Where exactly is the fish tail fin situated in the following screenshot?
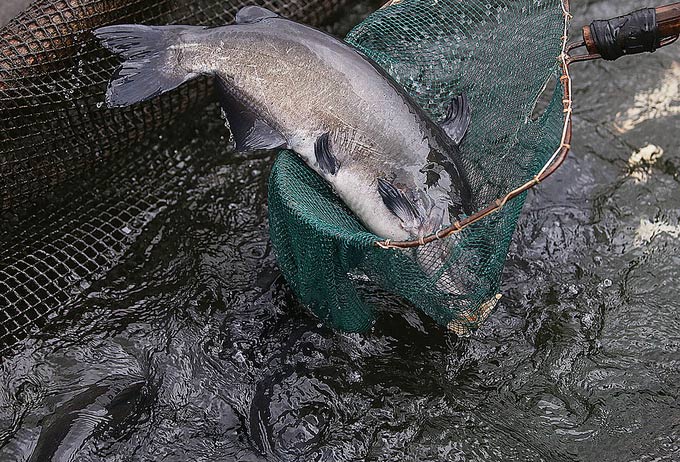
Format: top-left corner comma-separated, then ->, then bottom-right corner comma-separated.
94,24 -> 203,107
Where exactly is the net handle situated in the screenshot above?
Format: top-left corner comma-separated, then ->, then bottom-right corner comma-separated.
580,3 -> 680,61
376,0 -> 575,250
657,3 -> 680,37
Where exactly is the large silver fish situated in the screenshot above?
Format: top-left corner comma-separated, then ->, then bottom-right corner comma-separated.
95,6 -> 474,243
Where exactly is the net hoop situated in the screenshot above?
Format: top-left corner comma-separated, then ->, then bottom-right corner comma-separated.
375,0 -> 574,249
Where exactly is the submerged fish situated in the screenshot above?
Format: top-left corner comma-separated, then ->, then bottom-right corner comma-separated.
95,5 -> 474,242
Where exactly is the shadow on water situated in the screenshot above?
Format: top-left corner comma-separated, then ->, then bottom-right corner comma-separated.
1,0 -> 679,461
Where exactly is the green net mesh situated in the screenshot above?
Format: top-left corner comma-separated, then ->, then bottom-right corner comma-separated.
268,0 -> 568,333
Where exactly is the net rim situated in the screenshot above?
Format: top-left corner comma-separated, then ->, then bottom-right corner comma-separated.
375,0 -> 574,250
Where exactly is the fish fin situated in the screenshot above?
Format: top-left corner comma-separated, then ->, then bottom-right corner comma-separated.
215,78 -> 286,152
234,6 -> 280,24
314,133 -> 339,175
440,94 -> 471,145
377,179 -> 422,226
94,24 -> 203,107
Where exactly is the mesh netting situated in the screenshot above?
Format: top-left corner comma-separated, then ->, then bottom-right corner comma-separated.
0,0 -> 352,351
268,0 -> 568,333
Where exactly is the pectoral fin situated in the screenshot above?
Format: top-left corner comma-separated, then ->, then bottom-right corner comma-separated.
216,78 -> 286,152
440,94 -> 471,145
377,179 -> 422,227
314,132 -> 339,175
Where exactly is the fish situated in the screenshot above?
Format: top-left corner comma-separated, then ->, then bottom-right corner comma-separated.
0,0 -> 349,212
94,5 -> 474,243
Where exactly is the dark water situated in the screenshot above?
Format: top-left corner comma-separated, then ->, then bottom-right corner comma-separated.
1,1 -> 679,461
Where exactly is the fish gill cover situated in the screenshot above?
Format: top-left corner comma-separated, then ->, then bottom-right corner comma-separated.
268,0 -> 567,333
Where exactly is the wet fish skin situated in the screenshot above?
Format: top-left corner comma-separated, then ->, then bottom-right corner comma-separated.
95,6 -> 473,242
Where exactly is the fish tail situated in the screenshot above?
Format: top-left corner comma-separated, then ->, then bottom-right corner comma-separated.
94,24 -> 203,107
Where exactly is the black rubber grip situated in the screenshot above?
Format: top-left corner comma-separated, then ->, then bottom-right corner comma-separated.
589,8 -> 661,60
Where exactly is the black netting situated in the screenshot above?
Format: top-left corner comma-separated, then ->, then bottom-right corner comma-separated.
0,0 -> 357,352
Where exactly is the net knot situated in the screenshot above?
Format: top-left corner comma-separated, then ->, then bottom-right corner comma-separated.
377,239 -> 393,250
495,195 -> 509,209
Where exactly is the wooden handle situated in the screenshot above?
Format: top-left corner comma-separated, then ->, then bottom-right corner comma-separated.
657,2 -> 680,37
582,24 -> 596,54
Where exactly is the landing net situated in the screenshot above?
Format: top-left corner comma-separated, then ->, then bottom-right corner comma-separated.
268,0 -> 570,333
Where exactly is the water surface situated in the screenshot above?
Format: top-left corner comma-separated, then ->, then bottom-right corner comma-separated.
1,1 -> 679,461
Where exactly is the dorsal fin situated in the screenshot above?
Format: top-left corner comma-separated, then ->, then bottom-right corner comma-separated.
440,94 -> 471,145
215,77 -> 286,152
234,6 -> 280,24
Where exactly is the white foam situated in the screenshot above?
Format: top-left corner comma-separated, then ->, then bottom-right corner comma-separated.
633,218 -> 680,247
614,62 -> 680,134
627,144 -> 663,184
